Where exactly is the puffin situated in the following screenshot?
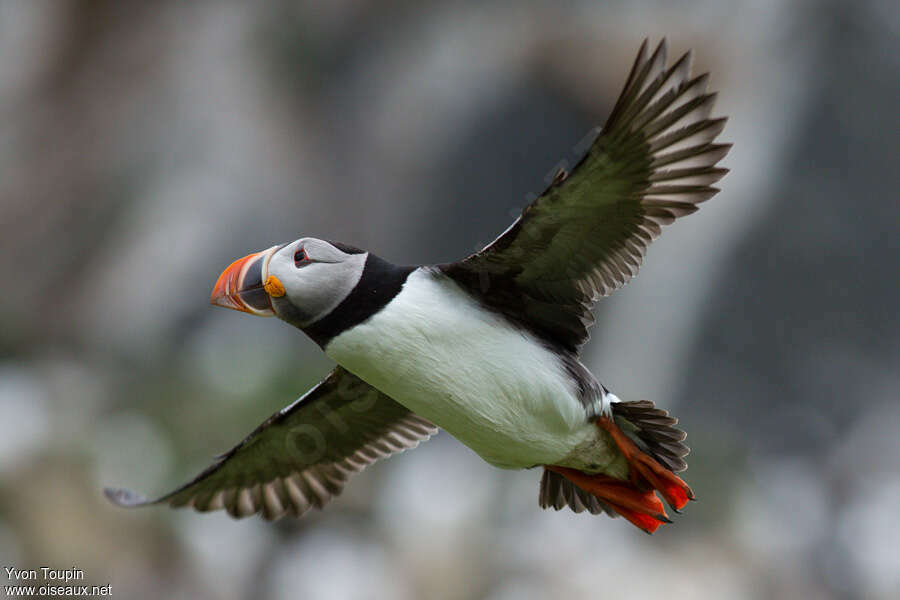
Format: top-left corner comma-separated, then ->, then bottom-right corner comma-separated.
107,39 -> 729,534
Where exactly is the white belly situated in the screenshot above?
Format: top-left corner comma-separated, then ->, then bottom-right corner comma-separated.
325,268 -> 598,469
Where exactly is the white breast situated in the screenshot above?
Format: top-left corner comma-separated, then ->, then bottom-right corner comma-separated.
324,268 -> 597,469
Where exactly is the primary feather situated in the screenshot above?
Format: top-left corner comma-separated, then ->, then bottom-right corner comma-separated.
442,38 -> 730,352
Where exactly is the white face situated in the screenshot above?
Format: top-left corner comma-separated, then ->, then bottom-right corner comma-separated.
266,238 -> 368,326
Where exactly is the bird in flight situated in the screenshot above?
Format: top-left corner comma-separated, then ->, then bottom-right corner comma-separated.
107,39 -> 729,534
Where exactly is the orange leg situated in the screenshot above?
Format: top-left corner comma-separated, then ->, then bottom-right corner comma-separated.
545,465 -> 670,534
605,502 -> 670,535
596,416 -> 695,511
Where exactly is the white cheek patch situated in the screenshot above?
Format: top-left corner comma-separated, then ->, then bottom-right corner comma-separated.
303,239 -> 352,263
279,252 -> 368,325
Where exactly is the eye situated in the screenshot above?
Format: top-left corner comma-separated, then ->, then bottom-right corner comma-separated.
294,246 -> 310,267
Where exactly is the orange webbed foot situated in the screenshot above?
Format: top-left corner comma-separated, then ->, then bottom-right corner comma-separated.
597,416 -> 695,511
543,415 -> 694,533
545,465 -> 671,534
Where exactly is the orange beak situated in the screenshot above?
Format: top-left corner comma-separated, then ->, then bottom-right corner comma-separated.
210,247 -> 278,316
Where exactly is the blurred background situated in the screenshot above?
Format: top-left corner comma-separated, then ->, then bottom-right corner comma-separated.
1,0 -> 897,598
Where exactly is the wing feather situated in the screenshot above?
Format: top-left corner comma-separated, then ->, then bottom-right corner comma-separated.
105,367 -> 438,520
441,39 -> 729,351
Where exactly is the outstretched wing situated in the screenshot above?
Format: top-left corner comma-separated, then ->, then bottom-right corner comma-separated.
105,367 -> 437,520
441,39 -> 730,352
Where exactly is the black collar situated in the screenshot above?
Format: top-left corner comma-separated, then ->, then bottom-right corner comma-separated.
300,254 -> 415,348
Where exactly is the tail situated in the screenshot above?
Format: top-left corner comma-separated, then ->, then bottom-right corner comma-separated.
610,399 -> 690,473
539,399 -> 692,533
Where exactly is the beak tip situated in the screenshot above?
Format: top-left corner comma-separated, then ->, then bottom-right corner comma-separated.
210,294 -> 241,310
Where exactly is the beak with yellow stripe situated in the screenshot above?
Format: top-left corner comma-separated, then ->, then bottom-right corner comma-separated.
210,246 -> 283,317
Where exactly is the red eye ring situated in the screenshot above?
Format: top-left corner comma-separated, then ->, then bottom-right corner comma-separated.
294,246 -> 308,266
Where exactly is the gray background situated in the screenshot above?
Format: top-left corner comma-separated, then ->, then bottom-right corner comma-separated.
1,1 -> 897,599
